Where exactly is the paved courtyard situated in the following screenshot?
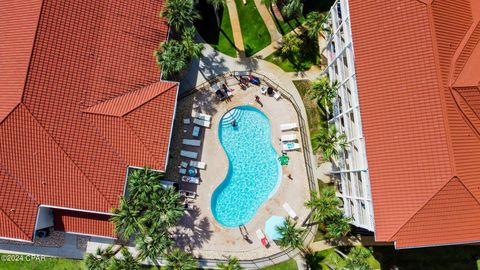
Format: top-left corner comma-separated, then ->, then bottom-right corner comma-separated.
165,74 -> 311,260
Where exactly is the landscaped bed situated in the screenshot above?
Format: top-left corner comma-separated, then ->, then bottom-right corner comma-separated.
196,0 -> 237,57
306,248 -> 380,270
293,80 -> 325,153
265,36 -> 320,72
235,0 -> 271,56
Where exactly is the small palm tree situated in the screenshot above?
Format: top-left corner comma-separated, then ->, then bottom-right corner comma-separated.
281,34 -> 303,56
217,256 -> 242,270
207,0 -> 226,27
304,11 -> 330,40
305,187 -> 342,224
136,231 -> 174,265
282,0 -> 303,19
325,216 -> 351,238
110,197 -> 141,240
165,248 -> 198,270
277,218 -> 305,251
110,247 -> 142,270
312,125 -> 347,160
309,76 -> 339,113
154,39 -> 188,78
84,246 -> 115,270
181,27 -> 204,59
161,0 -> 200,32
344,246 -> 373,270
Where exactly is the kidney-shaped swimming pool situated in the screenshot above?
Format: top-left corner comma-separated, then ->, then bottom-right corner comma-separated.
211,106 -> 281,227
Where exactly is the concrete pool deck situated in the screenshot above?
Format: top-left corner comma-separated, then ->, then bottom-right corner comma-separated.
164,74 -> 312,260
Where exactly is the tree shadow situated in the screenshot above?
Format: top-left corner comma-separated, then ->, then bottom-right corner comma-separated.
173,207 -> 213,251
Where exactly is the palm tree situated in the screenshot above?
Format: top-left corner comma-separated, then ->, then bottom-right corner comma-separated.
136,231 -> 174,265
165,248 -> 198,270
344,246 -> 373,270
304,11 -> 330,40
110,247 -> 142,270
309,76 -> 339,113
110,197 -> 141,240
305,187 -> 342,224
207,0 -> 226,28
311,125 -> 347,160
217,256 -> 242,270
181,27 -> 204,59
281,34 -> 303,56
84,246 -> 115,270
325,216 -> 351,238
282,0 -> 303,19
161,0 -> 200,32
277,218 -> 305,251
154,39 -> 188,78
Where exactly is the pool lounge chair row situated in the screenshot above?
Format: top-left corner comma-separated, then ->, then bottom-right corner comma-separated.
280,123 -> 300,151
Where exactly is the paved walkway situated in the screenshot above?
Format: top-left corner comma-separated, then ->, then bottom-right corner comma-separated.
226,0 -> 245,58
253,0 -> 283,44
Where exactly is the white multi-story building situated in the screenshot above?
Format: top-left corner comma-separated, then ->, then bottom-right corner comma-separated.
324,0 -> 374,231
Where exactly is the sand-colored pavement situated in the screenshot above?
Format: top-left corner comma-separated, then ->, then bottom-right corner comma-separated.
226,0 -> 245,58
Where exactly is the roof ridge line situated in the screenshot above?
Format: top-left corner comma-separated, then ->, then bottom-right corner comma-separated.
450,89 -> 480,138
388,176 -> 457,242
121,83 -> 177,117
19,0 -> 45,105
450,20 -> 480,85
20,103 -> 115,208
424,2 -> 458,175
82,81 -> 176,117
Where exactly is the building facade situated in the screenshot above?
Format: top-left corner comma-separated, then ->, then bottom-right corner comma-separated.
324,0 -> 374,231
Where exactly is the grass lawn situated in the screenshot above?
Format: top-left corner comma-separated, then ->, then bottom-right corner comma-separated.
264,35 -> 320,72
0,254 -> 83,270
261,258 -> 298,270
293,80 -> 326,152
235,0 -> 271,56
370,245 -> 480,270
195,0 -> 237,57
305,248 -> 380,270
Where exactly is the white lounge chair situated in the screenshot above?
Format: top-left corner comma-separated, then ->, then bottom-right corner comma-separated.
192,126 -> 200,137
282,142 -> 300,151
182,139 -> 201,146
235,71 -> 249,77
281,134 -> 297,142
190,160 -> 206,169
192,112 -> 212,121
193,118 -> 211,128
256,229 -> 269,248
260,86 -> 268,95
183,118 -> 190,124
280,123 -> 298,131
179,168 -> 187,174
283,203 -> 298,220
183,199 -> 195,211
180,150 -> 198,159
180,161 -> 188,168
274,91 -> 281,100
181,176 -> 200,185
179,190 -> 197,199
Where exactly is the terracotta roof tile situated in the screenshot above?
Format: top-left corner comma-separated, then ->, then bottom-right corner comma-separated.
0,0 -> 42,123
53,209 -> 115,238
349,0 -> 480,247
0,0 -> 175,241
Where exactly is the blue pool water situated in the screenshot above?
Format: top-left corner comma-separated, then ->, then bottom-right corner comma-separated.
211,106 -> 281,227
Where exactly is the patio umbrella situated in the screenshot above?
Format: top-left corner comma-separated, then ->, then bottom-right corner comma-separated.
264,216 -> 286,240
278,154 -> 289,165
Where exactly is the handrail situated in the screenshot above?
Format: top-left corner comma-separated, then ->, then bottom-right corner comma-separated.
178,71 -> 318,268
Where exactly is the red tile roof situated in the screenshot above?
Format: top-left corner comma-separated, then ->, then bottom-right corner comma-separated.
53,210 -> 116,238
0,0 -> 176,241
349,0 -> 480,248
